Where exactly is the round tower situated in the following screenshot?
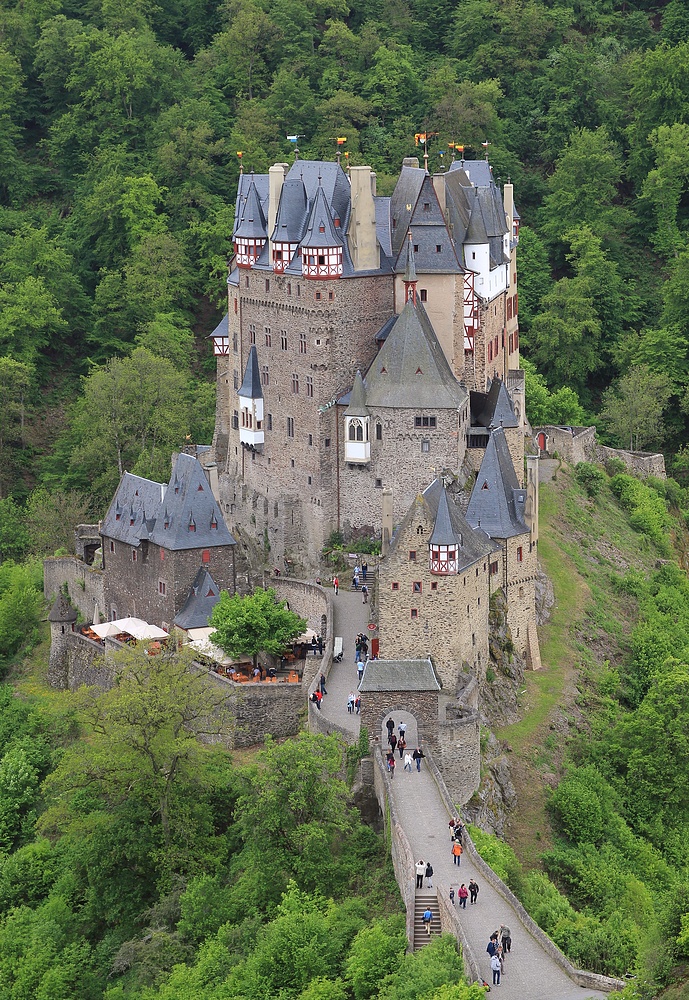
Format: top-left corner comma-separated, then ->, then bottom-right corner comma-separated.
48,593 -> 77,689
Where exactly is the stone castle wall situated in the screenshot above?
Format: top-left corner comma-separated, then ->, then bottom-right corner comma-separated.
44,556 -> 104,622
378,500 -> 491,691
535,425 -> 666,479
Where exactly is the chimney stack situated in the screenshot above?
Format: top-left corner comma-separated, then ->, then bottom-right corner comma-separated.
348,166 -> 379,272
268,163 -> 289,261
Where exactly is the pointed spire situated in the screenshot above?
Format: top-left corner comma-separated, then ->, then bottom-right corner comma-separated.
403,233 -> 418,305
238,345 -> 263,399
345,371 -> 369,417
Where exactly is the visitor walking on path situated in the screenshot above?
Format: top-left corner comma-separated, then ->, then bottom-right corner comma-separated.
491,953 -> 501,986
361,584 -> 368,604
413,746 -> 425,772
404,751 -> 413,772
389,755 -> 396,779
422,907 -> 433,936
333,576 -> 339,595
357,661 -> 364,684
386,718 -> 395,740
398,736 -> 407,759
319,673 -> 327,695
500,924 -> 512,953
452,841 -> 463,865
347,691 -> 355,713
449,887 -> 455,905
415,859 -> 425,889
425,861 -> 433,888
398,721 -> 407,740
362,561 -> 368,581
469,879 -> 479,904
458,884 -> 468,908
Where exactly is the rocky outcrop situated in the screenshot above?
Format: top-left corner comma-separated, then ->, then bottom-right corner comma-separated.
462,731 -> 516,836
479,589 -> 526,727
535,566 -> 555,625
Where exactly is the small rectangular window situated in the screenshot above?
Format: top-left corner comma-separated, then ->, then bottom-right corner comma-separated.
261,366 -> 269,386
292,373 -> 299,393
306,376 -> 313,397
376,424 -> 382,440
490,561 -> 499,575
517,546 -> 523,562
267,413 -> 272,431
281,331 -> 288,350
110,540 -> 115,553
436,245 -> 441,253
413,581 -> 422,593
308,434 -> 313,446
392,582 -> 399,591
325,438 -> 331,448
429,417 -> 436,428
265,279 -> 270,292
414,244 -> 419,253
431,581 -> 438,591
287,417 -> 294,437
421,440 -> 430,453
131,549 -> 137,562
232,410 -> 239,429
375,478 -> 382,488
409,550 -> 416,561
159,580 -> 166,595
328,291 -> 334,300
307,475 -> 312,485
249,324 -> 256,345
420,288 -> 427,302
315,291 -> 321,301
411,608 -> 418,619
415,416 -> 422,427
300,333 -> 307,354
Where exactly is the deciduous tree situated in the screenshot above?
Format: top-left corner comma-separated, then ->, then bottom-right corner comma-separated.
600,365 -> 672,451
209,586 -> 306,668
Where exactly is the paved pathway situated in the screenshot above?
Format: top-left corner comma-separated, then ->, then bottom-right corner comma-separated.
319,583 -> 607,997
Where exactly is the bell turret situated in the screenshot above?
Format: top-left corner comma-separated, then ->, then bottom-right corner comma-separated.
344,371 -> 370,464
237,346 -> 264,450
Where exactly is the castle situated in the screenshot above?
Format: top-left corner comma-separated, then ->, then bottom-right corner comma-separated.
212,154 -> 523,569
211,152 -> 539,679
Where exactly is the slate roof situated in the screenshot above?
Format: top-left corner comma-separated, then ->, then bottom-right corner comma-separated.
358,658 -> 441,692
238,345 -> 262,399
466,427 -> 528,539
148,454 -> 236,550
173,567 -> 221,630
271,176 -> 308,244
422,480 -> 498,566
471,378 -> 519,429
375,196 -> 392,258
299,184 -> 344,249
443,165 -> 509,271
375,315 -> 398,344
363,300 -> 466,410
208,314 -> 228,344
49,593 -> 77,623
102,473 -> 166,547
389,164 -> 426,257
103,456 -> 235,552
234,179 -> 268,239
345,371 -> 369,417
402,234 -> 417,282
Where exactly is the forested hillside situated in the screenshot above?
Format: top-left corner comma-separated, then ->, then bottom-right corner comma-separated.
1,0 -> 689,520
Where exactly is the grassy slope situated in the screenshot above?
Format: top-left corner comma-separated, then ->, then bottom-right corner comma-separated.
497,463 -> 664,869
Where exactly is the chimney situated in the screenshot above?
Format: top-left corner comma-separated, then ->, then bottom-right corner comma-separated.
348,165 -> 379,271
381,488 -> 393,556
402,157 -> 420,168
503,181 -> 514,235
432,171 -> 446,213
203,462 -> 220,502
268,162 -> 289,260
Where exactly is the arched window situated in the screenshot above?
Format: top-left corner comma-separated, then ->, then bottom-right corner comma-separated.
349,423 -> 357,441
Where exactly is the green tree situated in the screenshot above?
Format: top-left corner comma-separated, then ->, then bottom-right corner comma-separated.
641,123 -> 689,259
514,226 -> 551,333
600,365 -> 672,451
526,275 -> 602,393
540,127 -> 627,254
345,916 -> 407,1000
24,487 -> 94,556
0,356 -> 33,455
209,587 -> 306,668
41,646 -> 233,856
522,359 -> 585,427
68,346 -> 192,497
0,499 -> 30,561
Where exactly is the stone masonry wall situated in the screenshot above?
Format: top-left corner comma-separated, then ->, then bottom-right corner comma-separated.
53,634 -> 305,747
378,499 -> 491,690
535,425 -> 666,479
360,690 -> 441,750
501,534 -> 538,660
434,713 -> 481,806
337,402 -> 470,537
44,556 -> 105,622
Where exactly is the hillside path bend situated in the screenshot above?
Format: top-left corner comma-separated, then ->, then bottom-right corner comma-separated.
319,588 -> 607,999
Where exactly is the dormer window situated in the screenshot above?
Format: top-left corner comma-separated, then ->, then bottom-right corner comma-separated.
334,216 -> 340,228
430,544 -> 459,575
319,224 -> 325,233
189,519 -> 196,532
211,515 -> 218,530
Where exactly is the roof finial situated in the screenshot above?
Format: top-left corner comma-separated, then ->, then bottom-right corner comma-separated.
482,140 -> 491,160
237,150 -> 243,174
403,233 -> 418,306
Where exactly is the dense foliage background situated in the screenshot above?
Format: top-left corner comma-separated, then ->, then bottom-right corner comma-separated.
2,0 -> 689,513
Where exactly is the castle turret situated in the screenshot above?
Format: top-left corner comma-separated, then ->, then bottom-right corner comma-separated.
344,371 -> 370,464
234,179 -> 268,268
238,345 -> 264,450
48,592 -> 77,689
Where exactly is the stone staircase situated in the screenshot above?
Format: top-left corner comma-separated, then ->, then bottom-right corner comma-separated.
413,892 -> 441,950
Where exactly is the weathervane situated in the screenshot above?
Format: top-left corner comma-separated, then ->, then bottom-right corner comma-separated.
287,134 -> 305,160
414,131 -> 439,173
328,136 -> 347,164
482,140 -> 491,160
448,141 -> 465,164
236,150 -> 243,174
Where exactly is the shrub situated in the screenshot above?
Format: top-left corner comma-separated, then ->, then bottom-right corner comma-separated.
575,462 -> 606,498
610,474 -> 671,554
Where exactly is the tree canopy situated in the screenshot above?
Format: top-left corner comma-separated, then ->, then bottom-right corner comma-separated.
209,587 -> 307,667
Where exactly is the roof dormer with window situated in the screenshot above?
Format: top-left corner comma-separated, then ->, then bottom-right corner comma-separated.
299,186 -> 343,280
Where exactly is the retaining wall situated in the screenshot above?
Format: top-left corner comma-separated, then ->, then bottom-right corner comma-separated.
425,752 -> 625,993
371,748 -> 416,948
44,556 -> 104,622
534,426 -> 666,479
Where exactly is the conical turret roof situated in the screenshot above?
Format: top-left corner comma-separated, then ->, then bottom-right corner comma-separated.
238,345 -> 263,399
234,179 -> 268,239
345,371 -> 369,417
